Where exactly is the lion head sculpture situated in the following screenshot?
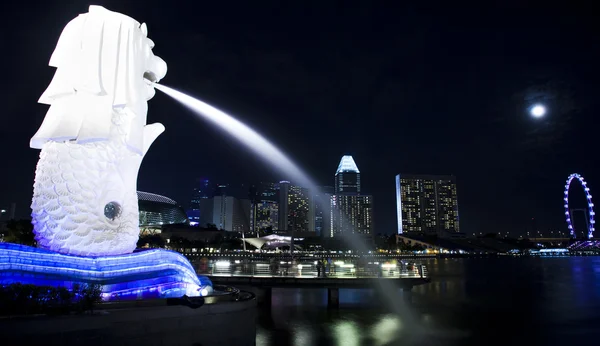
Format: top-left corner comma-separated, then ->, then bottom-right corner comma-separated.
31,5 -> 167,155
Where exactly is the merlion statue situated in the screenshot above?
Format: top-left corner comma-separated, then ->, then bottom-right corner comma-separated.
30,5 -> 167,256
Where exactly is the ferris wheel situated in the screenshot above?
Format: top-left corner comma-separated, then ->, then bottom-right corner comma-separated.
564,173 -> 595,239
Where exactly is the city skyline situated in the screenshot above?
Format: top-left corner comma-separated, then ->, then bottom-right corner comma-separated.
0,1 -> 598,237
1,3 -> 599,346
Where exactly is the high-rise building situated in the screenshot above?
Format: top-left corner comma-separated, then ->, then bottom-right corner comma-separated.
278,181 -> 314,233
198,195 -> 251,232
395,174 -> 459,236
330,156 -> 373,237
213,183 -> 229,197
257,182 -> 278,202
335,155 -> 361,194
250,182 -> 280,233
254,201 -> 279,232
330,195 -> 373,237
191,178 -> 211,202
314,186 -> 334,237
187,178 -> 211,225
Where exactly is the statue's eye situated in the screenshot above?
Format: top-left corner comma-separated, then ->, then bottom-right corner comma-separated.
104,202 -> 122,221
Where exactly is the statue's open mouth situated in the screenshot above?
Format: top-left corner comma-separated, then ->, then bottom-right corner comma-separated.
143,71 -> 158,85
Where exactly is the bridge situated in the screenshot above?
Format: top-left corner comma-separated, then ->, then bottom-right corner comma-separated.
199,259 -> 430,308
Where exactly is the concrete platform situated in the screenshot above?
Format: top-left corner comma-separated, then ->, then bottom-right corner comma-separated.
0,290 -> 256,346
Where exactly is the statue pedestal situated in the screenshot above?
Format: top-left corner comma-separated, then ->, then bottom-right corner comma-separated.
0,243 -> 212,300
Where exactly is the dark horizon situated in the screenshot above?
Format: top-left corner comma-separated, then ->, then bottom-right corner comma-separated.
1,1 -> 598,237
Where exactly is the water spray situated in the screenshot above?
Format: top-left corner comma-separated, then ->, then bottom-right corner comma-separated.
154,84 -> 425,334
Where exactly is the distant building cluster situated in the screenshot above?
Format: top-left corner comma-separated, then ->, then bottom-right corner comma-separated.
154,158 -> 463,240
183,155 -> 375,238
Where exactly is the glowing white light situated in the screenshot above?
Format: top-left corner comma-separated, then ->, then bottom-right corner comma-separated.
154,84 -> 314,189
336,155 -> 360,174
531,104 -> 546,118
200,288 -> 209,296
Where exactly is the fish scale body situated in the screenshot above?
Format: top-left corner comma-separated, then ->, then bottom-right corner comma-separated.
31,140 -> 140,256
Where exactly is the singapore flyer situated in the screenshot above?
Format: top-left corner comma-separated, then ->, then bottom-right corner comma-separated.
564,173 -> 595,239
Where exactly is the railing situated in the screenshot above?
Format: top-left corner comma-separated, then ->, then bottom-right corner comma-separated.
198,260 -> 428,279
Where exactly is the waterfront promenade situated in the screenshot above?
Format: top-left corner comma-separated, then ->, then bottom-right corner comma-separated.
196,257 -> 430,307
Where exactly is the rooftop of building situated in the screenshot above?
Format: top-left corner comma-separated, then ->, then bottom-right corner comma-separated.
336,155 -> 360,174
396,173 -> 456,181
137,191 -> 178,205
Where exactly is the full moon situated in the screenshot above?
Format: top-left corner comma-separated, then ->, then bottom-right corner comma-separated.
530,104 -> 546,118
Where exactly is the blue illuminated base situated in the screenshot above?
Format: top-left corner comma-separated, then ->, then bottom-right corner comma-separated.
0,243 -> 213,301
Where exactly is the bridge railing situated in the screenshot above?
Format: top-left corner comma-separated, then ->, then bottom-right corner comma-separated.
200,260 -> 428,279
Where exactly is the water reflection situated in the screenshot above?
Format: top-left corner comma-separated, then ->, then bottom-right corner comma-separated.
333,321 -> 360,346
370,315 -> 402,346
256,257 -> 600,346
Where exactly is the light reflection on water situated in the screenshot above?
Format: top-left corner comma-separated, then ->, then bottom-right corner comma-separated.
256,257 -> 600,346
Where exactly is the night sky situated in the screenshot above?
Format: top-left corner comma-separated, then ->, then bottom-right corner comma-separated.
0,1 -> 598,236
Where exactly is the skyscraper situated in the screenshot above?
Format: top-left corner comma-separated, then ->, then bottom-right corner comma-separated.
330,156 -> 373,237
314,186 -> 334,237
330,195 -> 373,237
278,181 -> 314,233
250,182 -> 280,233
335,155 -> 360,194
395,174 -> 460,236
187,178 -> 211,225
198,195 -> 251,232
254,201 -> 279,232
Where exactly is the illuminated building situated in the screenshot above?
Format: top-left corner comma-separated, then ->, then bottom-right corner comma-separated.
330,156 -> 373,237
186,178 -> 211,225
395,174 -> 460,236
138,191 -> 189,234
278,181 -> 314,233
330,195 -> 373,236
335,155 -> 360,194
254,201 -> 279,232
249,182 -> 280,233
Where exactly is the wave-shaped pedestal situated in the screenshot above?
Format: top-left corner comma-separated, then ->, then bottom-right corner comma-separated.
0,243 -> 212,300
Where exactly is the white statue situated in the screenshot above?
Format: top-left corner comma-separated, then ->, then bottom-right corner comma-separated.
30,6 -> 167,256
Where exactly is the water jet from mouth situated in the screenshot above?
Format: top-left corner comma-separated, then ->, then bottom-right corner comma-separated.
154,84 -> 313,189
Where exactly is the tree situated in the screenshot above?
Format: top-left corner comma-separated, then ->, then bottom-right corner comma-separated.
137,234 -> 165,248
3,219 -> 35,246
73,283 -> 103,314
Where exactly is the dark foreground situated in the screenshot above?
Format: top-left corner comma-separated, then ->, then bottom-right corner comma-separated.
254,256 -> 600,346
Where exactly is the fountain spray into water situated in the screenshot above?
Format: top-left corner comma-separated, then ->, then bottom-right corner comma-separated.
155,83 -> 425,334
